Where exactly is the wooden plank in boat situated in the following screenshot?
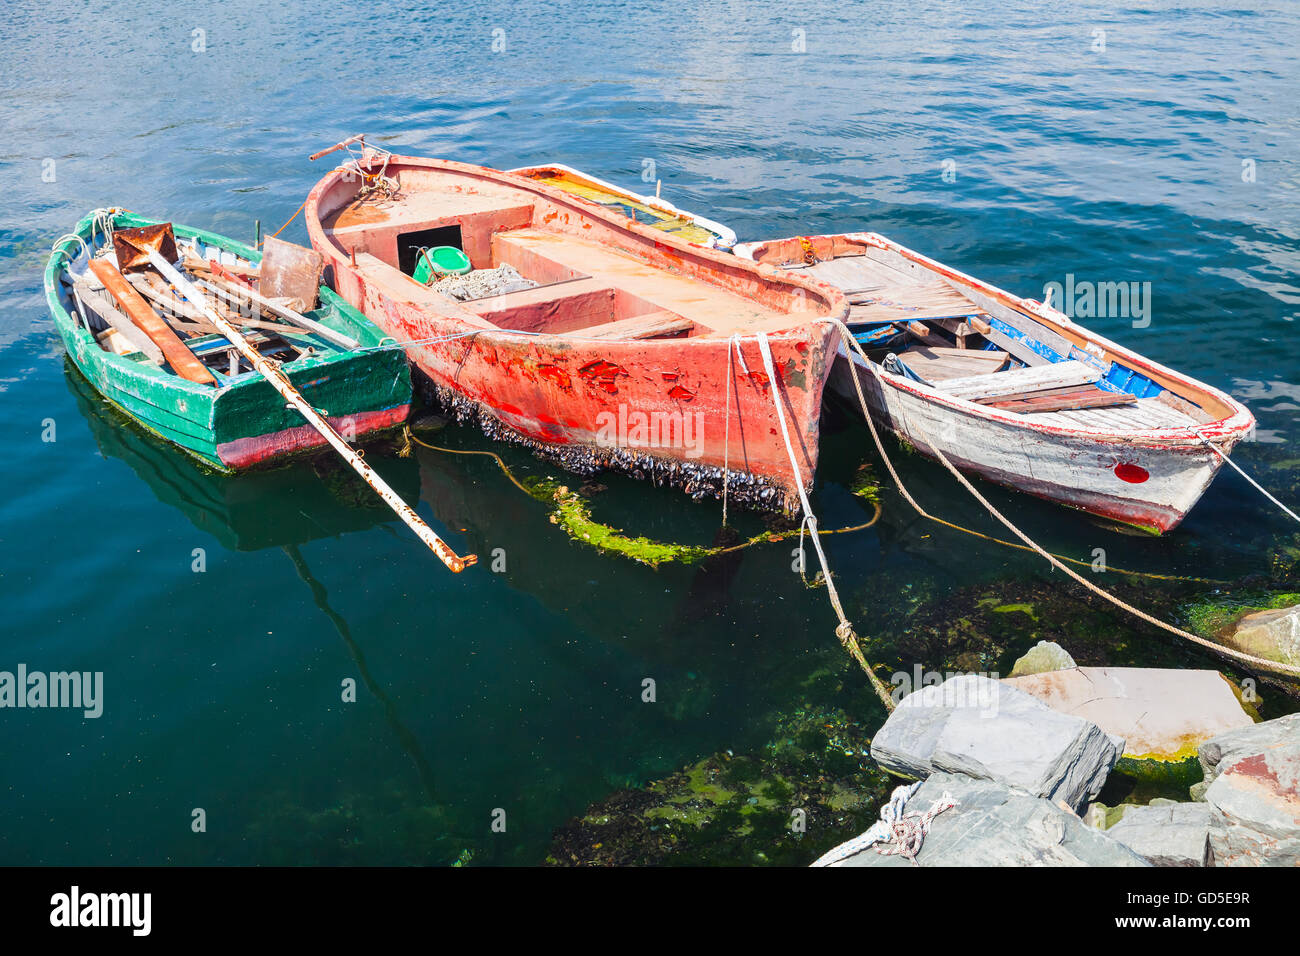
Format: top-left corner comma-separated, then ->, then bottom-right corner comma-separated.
894,345 -> 1010,382
568,311 -> 693,340
845,281 -> 981,324
1034,398 -> 1199,431
86,260 -> 216,384
939,359 -> 1101,400
72,282 -> 165,365
985,387 -> 1137,415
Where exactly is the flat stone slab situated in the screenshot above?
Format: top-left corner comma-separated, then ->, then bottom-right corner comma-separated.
1105,802 -> 1214,866
1003,667 -> 1252,763
870,675 -> 1120,810
825,773 -> 1149,867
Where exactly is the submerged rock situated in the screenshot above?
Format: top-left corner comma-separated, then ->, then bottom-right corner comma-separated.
1104,802 -> 1214,867
1227,605 -> 1300,668
870,675 -> 1121,811
1008,640 -> 1076,677
825,773 -> 1148,867
1198,715 -> 1300,866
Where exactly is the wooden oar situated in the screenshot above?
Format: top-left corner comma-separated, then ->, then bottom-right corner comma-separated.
135,243 -> 476,573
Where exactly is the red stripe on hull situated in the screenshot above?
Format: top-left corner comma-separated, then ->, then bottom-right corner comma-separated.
216,404 -> 410,470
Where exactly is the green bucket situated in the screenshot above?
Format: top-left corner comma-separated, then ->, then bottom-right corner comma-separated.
413,246 -> 472,284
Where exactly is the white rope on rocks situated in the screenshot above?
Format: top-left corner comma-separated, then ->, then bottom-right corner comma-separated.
811,780 -> 958,867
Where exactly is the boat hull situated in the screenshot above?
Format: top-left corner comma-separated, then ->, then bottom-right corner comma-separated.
831,352 -> 1238,533
333,270 -> 835,511
305,156 -> 845,512
47,212 -> 411,473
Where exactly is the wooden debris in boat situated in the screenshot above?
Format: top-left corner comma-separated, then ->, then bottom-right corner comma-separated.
939,360 -> 1101,401
182,254 -> 259,281
71,281 -> 165,364
198,276 -> 359,350
125,274 -> 220,332
86,259 -> 215,384
259,236 -> 323,312
985,387 -> 1138,415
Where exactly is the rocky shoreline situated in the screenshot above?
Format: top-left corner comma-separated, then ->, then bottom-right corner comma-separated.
819,639 -> 1300,867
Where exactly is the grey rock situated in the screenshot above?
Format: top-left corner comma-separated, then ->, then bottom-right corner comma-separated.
1008,640 -> 1076,677
1194,714 -> 1300,866
829,773 -> 1149,867
1106,802 -> 1214,866
1198,712 -> 1300,786
871,675 -> 1121,810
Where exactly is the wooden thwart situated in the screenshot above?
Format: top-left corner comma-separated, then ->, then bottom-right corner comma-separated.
893,345 -> 1009,382
984,386 -> 1137,415
939,359 -> 1101,401
568,311 -> 693,340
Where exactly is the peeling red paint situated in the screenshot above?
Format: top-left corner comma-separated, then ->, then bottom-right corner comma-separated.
667,385 -> 695,402
747,369 -> 770,390
578,359 -> 628,394
537,364 -> 572,389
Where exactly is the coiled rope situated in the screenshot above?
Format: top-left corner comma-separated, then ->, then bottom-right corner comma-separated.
810,780 -> 958,866
826,317 -> 1300,679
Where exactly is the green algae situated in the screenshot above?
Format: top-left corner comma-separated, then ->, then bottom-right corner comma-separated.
1182,590 -> 1300,639
546,699 -> 892,866
848,463 -> 881,502
992,602 -> 1038,621
547,487 -> 712,567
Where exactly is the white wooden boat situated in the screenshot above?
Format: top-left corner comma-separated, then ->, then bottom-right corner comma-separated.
735,233 -> 1255,534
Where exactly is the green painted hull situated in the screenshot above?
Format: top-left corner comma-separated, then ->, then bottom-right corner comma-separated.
45,211 -> 411,471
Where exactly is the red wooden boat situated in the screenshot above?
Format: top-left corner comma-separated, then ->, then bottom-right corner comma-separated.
303,141 -> 845,511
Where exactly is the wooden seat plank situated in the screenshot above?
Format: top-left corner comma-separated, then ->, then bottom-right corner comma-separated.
566,311 -> 693,341
938,359 -> 1100,401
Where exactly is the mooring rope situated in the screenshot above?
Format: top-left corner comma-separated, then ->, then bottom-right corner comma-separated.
1199,433 -> 1300,527
827,318 -> 1300,679
755,332 -> 897,711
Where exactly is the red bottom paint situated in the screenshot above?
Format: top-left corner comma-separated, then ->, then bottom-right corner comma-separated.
217,404 -> 410,469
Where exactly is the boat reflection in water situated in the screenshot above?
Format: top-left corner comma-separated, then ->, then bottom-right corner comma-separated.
66,357 -> 422,552
67,360 -> 440,805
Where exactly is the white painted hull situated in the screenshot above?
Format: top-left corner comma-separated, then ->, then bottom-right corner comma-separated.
830,349 -> 1238,533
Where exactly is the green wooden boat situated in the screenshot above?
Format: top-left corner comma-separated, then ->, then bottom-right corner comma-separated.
45,209 -> 412,472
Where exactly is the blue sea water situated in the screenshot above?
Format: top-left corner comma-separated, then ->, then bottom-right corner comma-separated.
1,0 -> 1298,864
